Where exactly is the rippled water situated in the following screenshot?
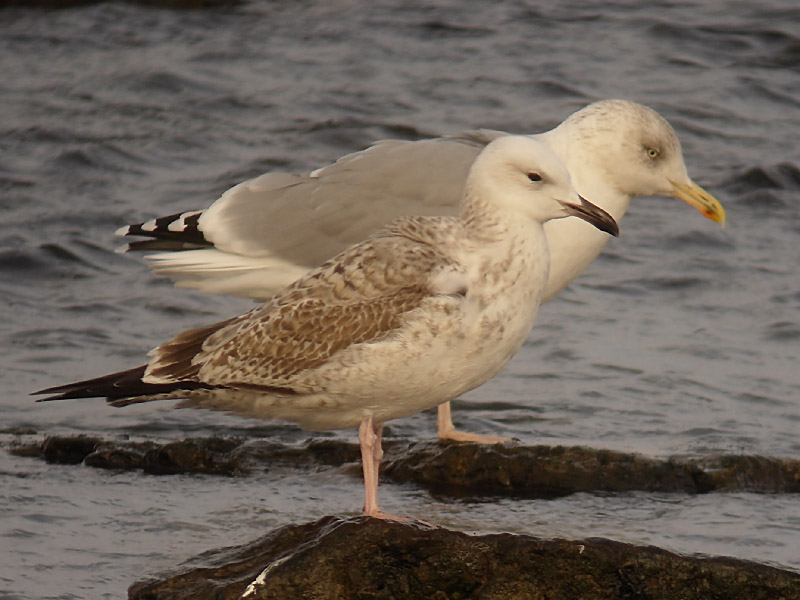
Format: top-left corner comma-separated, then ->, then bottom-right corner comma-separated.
1,1 -> 799,598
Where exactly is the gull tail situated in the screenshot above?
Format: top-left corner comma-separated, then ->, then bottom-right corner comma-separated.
116,208 -> 308,299
141,249 -> 310,300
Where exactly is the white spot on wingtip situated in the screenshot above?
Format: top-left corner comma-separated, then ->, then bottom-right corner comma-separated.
114,243 -> 130,254
167,211 -> 202,232
114,225 -> 131,237
141,219 -> 157,232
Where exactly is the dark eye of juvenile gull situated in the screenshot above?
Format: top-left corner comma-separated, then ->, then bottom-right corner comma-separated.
527,172 -> 542,182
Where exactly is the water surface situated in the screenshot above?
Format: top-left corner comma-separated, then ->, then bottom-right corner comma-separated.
1,1 -> 799,598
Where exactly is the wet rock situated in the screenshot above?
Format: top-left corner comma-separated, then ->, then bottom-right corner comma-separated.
42,434 -> 102,465
84,445 -> 151,471
141,437 -> 245,476
128,516 -> 800,600
382,443 -> 800,498
8,435 -> 360,477
697,454 -> 800,493
6,442 -> 44,458
0,426 -> 38,436
9,434 -> 800,497
382,442 -> 714,498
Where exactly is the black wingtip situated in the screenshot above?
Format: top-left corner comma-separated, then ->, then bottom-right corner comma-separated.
119,211 -> 211,250
33,365 -> 217,404
32,366 -> 150,402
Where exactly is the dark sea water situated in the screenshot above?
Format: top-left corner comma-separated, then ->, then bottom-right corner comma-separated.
1,1 -> 799,598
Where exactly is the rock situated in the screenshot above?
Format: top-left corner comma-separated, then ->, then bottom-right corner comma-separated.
382,443 -> 800,497
0,427 -> 38,436
381,442 -> 714,498
84,445 -> 152,471
42,434 -> 101,465
8,435 -> 799,597
7,435 -> 361,476
695,454 -> 800,493
128,516 -> 800,600
8,434 -> 800,496
141,437 -> 245,476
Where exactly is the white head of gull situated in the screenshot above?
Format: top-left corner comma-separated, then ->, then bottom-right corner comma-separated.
117,99 -> 725,443
37,136 -> 618,521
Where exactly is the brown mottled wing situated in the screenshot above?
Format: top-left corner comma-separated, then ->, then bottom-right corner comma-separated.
145,224 -> 462,389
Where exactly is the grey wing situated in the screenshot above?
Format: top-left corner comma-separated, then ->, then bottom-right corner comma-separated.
144,232 -> 466,390
195,133 -> 504,266
124,131 -> 506,300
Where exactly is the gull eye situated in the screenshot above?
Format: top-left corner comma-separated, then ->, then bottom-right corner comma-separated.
527,172 -> 542,182
647,148 -> 660,159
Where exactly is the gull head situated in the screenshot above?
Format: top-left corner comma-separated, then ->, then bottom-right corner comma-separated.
551,99 -> 726,226
469,136 -> 619,236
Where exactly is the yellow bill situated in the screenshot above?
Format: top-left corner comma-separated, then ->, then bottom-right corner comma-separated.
671,180 -> 726,227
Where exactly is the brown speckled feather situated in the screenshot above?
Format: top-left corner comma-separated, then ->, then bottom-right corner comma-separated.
144,218 -> 465,390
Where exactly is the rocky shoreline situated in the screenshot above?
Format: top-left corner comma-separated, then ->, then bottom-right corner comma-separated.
7,433 -> 800,598
9,433 -> 800,497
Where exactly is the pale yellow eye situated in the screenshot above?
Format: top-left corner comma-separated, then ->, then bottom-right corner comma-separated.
647,148 -> 659,159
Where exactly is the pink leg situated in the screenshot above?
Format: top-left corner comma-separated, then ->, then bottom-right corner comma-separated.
358,414 -> 411,522
359,415 -> 381,516
371,422 -> 384,477
436,401 -> 511,444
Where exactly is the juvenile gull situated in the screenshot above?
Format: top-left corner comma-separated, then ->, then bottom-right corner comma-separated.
36,137 -> 618,520
118,99 -> 726,443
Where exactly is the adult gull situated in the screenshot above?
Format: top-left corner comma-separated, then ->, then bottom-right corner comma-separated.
119,99 -> 726,442
37,136 -> 619,520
